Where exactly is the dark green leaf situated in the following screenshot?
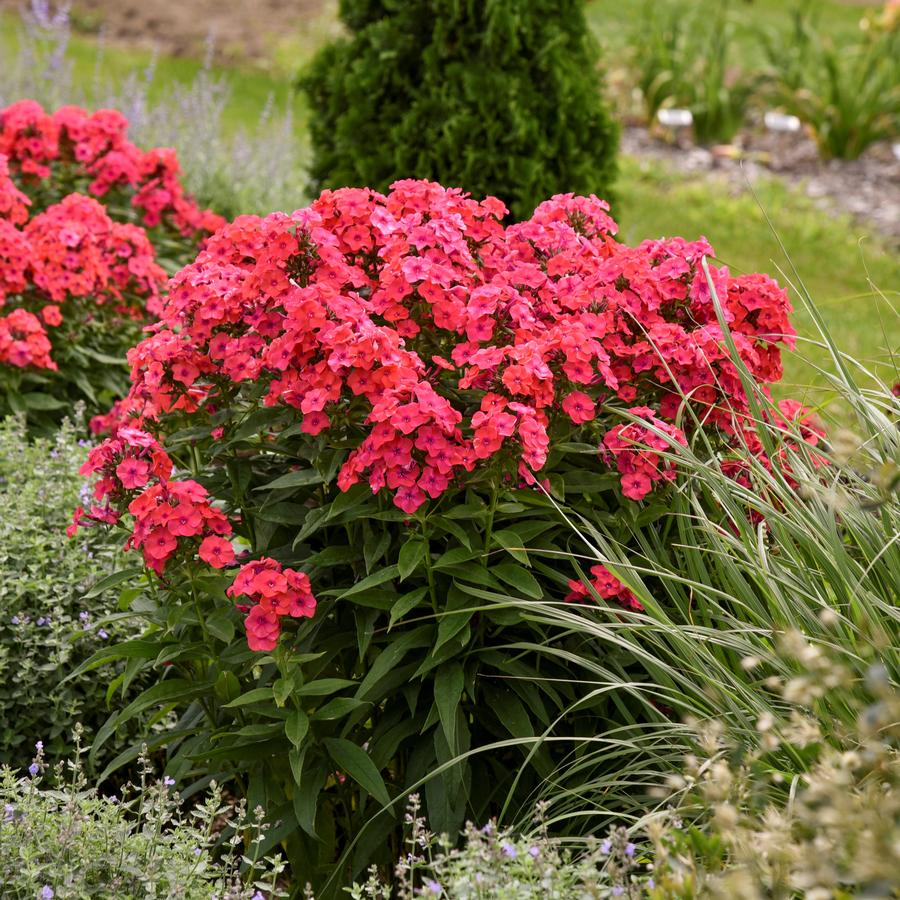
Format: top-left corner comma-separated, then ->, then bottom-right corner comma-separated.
286,709 -> 310,748
491,563 -> 543,599
398,538 -> 426,580
434,662 -> 464,753
254,469 -> 323,491
84,567 -> 145,599
297,678 -> 357,697
490,528 -> 530,564
388,586 -> 430,629
324,738 -> 391,807
223,687 -> 275,708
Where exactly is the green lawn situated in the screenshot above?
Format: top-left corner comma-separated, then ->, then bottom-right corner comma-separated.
617,157 -> 899,404
2,5 -> 896,404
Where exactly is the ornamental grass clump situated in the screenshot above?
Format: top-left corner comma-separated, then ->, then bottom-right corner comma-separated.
518,281 -> 898,874
0,101 -> 223,426
301,0 -> 618,220
68,181 -> 823,890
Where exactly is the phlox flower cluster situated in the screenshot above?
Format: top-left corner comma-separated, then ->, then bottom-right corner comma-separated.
0,101 -> 223,381
79,179 -> 818,646
0,173 -> 165,370
601,407 -> 688,501
0,154 -> 29,225
226,559 -> 317,651
70,426 -> 234,576
0,307 -> 54,369
104,180 -> 799,510
565,564 -> 643,612
0,100 -> 224,238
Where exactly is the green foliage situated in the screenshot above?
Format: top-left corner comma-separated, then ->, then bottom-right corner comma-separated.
630,1 -> 759,144
0,415 -> 138,766
348,797 -> 648,899
301,0 -> 618,219
760,9 -> 900,160
0,315 -> 142,434
0,730 -> 286,899
73,434 -> 633,895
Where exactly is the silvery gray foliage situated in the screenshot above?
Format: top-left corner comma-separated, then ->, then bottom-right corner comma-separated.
0,412 -> 137,767
0,730 -> 287,899
346,795 -> 649,899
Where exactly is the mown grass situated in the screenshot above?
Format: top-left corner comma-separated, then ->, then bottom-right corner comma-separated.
617,157 -> 899,402
2,6 -> 896,400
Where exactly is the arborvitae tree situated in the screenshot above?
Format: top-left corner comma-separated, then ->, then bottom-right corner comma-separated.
301,0 -> 619,220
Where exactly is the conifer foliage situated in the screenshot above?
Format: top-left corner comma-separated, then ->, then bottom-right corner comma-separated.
301,0 -> 618,219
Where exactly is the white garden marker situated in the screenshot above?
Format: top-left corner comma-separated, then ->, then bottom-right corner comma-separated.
657,108 -> 694,128
764,111 -> 802,133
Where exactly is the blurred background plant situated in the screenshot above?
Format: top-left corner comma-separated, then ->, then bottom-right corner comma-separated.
300,0 -> 618,219
760,4 -> 900,160
647,630 -> 899,898
629,0 -> 760,144
0,412 -> 146,768
0,729 -> 288,899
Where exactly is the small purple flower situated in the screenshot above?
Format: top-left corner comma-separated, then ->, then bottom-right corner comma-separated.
28,763 -> 39,777
528,845 -> 540,858
49,450 -> 59,459
624,842 -> 636,858
163,775 -> 175,787
647,879 -> 655,889
98,629 -> 108,639
36,618 -> 47,627
35,741 -> 43,751
78,439 -> 90,447
10,616 -> 19,625
600,838 -> 612,854
3,803 -> 15,822
251,893 -> 265,900
425,881 -> 442,896
612,888 -> 624,898
193,846 -> 202,856
501,841 -> 517,858
481,822 -> 493,835
40,887 -> 54,900
79,612 -> 89,622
